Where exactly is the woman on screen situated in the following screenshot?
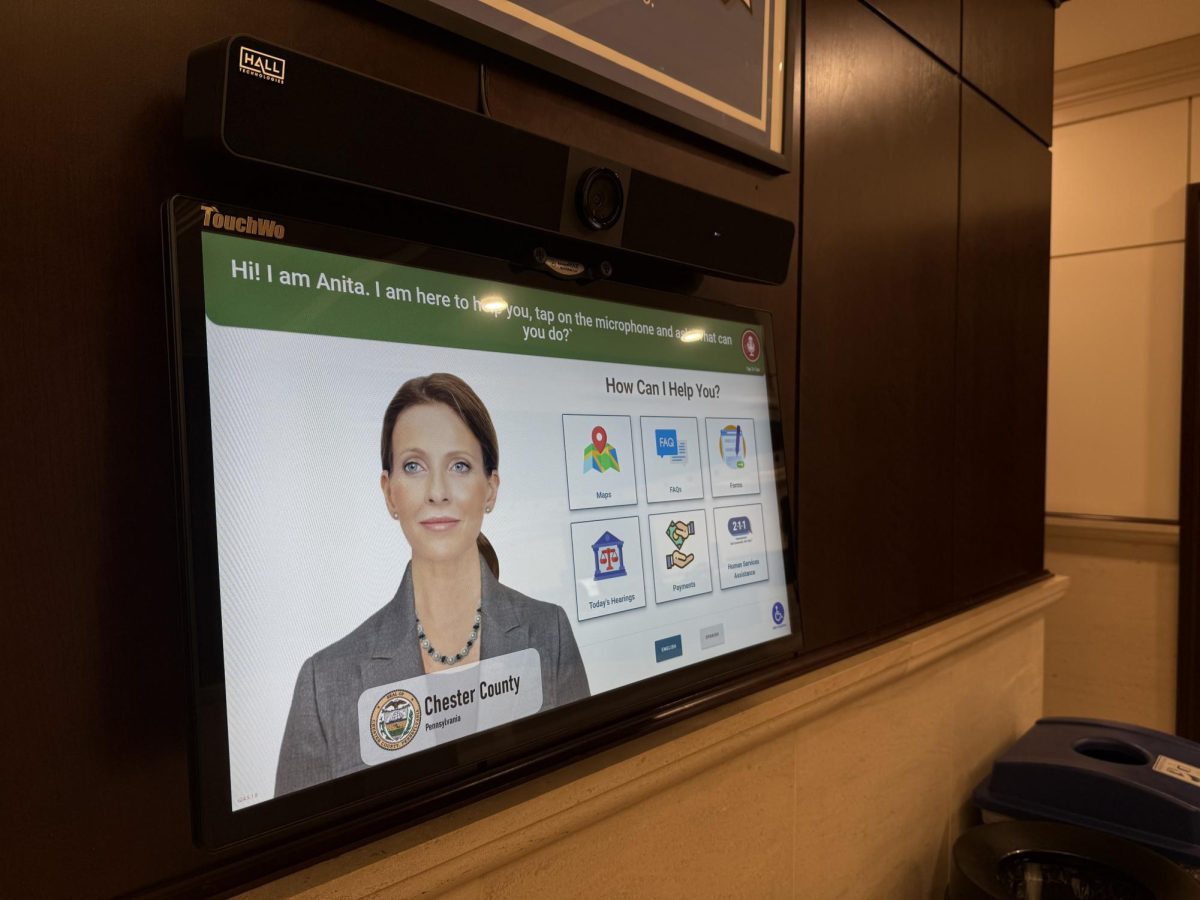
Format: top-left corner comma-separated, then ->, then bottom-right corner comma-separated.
275,373 -> 590,797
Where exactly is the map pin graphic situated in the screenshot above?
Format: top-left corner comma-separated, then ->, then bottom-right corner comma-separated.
592,426 -> 607,453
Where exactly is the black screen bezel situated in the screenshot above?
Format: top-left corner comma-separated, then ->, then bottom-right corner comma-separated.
164,195 -> 802,848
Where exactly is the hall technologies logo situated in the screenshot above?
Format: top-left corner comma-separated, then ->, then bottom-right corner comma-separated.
238,46 -> 286,85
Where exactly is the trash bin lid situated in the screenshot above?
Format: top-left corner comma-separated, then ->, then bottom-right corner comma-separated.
974,718 -> 1200,866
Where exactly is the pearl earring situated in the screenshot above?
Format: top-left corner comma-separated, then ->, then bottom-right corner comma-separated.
392,512 -> 398,519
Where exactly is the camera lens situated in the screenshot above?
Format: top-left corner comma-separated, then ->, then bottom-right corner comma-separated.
576,167 -> 624,231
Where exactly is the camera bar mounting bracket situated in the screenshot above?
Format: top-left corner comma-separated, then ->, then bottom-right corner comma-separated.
184,36 -> 794,285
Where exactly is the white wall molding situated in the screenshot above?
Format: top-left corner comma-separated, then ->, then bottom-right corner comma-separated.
1054,33 -> 1200,126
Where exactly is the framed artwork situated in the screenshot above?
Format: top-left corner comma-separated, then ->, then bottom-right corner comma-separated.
378,0 -> 792,170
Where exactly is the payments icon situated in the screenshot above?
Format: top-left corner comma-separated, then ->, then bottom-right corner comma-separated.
664,519 -> 696,570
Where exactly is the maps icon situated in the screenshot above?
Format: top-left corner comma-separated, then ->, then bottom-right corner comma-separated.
583,425 -> 621,473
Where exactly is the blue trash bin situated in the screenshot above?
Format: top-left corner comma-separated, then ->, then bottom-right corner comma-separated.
949,820 -> 1200,899
974,717 -> 1200,867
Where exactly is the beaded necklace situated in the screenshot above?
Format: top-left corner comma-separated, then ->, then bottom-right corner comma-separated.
416,605 -> 482,666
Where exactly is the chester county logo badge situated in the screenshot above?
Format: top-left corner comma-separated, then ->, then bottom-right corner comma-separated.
370,689 -> 421,751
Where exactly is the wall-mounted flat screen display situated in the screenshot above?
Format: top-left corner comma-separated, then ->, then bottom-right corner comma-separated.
165,196 -> 800,845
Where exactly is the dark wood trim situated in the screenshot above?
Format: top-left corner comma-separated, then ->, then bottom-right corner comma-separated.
1046,512 -> 1180,528
1178,183 -> 1200,739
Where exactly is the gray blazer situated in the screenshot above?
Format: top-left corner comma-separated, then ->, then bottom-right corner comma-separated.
274,557 -> 590,797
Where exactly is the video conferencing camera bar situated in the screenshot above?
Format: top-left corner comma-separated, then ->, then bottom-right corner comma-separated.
185,36 -> 794,285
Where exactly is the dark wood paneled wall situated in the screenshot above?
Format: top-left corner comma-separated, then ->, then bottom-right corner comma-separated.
954,86 -> 1051,599
861,0 -> 962,69
963,0 -> 1056,142
800,0 -> 960,646
1,0 -> 1054,893
1177,185 -> 1200,741
799,0 -> 1053,651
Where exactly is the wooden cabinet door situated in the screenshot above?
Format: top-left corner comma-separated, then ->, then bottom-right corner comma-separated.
801,0 -> 960,648
962,0 -> 1055,142
954,85 -> 1051,600
861,0 -> 961,70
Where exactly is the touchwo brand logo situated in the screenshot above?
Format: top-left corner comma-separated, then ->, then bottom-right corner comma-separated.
200,205 -> 286,240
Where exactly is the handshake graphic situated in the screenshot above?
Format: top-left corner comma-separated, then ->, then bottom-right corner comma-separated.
665,520 -> 696,570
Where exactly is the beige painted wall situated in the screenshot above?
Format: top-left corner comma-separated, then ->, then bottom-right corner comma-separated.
1044,519 -> 1178,732
246,580 -> 1064,900
1046,98 -> 1189,520
1055,0 -> 1200,70
1043,18 -> 1198,736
